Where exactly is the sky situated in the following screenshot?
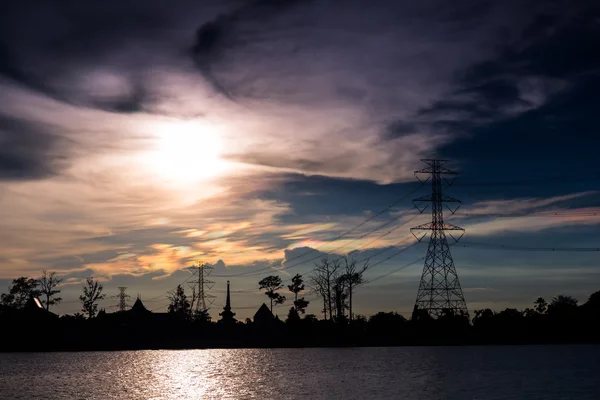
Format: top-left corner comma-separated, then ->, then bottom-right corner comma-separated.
0,0 -> 599,319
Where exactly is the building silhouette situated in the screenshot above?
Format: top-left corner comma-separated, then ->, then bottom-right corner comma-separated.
218,280 -> 236,324
22,296 -> 58,321
253,303 -> 274,328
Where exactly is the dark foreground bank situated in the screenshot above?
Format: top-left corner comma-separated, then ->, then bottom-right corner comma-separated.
2,309 -> 600,352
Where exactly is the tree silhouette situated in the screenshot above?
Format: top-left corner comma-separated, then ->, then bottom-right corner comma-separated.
259,275 -> 286,312
193,308 -> 211,323
548,295 -> 578,316
310,258 -> 341,320
79,277 -> 105,318
369,312 -> 408,335
167,284 -> 191,317
0,277 -> 41,310
534,297 -> 548,314
287,274 -> 309,314
342,257 -> 368,322
286,306 -> 301,324
332,275 -> 348,322
39,270 -> 62,311
584,290 -> 600,312
522,307 -> 537,318
473,308 -> 495,326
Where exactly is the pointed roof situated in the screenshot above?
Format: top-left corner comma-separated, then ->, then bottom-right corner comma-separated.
21,296 -> 57,319
24,296 -> 44,311
131,297 -> 150,313
253,303 -> 274,323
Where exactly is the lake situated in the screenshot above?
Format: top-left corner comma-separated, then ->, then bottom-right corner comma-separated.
0,345 -> 598,399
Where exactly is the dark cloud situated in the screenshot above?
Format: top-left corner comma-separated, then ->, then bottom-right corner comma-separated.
0,116 -> 69,180
283,246 -> 330,264
255,173 -> 420,222
384,121 -> 419,140
0,0 -> 225,114
191,0 -> 307,100
412,2 -> 600,137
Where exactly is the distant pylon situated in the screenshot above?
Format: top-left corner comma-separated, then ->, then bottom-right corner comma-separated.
189,261 -> 215,313
410,159 -> 468,318
112,287 -> 131,312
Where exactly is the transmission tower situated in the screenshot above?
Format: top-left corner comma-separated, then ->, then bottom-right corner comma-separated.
189,261 -> 216,313
112,287 -> 131,312
410,159 -> 468,318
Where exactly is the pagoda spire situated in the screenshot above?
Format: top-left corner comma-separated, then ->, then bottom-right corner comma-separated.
225,281 -> 232,310
219,280 -> 236,323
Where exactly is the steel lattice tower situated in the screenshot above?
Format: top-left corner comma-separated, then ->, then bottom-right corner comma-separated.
113,287 -> 131,312
410,159 -> 468,318
190,262 -> 215,313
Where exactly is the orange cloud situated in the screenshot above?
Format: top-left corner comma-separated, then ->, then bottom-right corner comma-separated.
193,238 -> 283,266
84,244 -> 202,277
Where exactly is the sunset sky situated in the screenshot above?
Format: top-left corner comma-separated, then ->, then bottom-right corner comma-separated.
1,0 -> 599,319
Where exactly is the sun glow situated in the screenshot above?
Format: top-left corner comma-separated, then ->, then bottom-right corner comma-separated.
146,120 -> 229,183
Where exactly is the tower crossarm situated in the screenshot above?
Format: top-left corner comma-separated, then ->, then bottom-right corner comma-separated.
411,222 -> 464,231
413,195 -> 462,214
413,194 -> 461,203
415,166 -> 458,175
410,222 -> 465,242
415,159 -> 458,175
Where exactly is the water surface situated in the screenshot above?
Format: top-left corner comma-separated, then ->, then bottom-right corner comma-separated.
1,345 -> 598,399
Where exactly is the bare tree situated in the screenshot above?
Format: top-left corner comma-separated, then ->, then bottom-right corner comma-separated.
79,277 -> 105,318
39,270 -> 63,311
310,272 -> 329,320
333,275 -> 347,322
342,258 -> 369,322
310,258 -> 341,321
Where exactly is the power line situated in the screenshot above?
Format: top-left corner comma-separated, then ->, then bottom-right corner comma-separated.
365,256 -> 426,284
212,184 -> 423,278
144,269 -> 198,302
451,211 -> 600,218
455,241 -> 600,252
215,213 -> 423,279
354,236 -> 417,265
454,173 -> 600,188
150,304 -> 169,313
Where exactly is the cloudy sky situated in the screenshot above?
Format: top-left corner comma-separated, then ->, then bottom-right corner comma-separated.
1,0 -> 599,319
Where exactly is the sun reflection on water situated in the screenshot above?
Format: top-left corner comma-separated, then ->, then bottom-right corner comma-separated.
147,349 -> 264,399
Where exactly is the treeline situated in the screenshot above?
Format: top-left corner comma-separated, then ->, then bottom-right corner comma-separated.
1,290 -> 599,351
0,270 -> 106,318
1,268 -> 599,351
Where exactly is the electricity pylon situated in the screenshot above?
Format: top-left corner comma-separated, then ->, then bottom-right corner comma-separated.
410,159 -> 468,318
112,287 -> 131,312
189,261 -> 215,313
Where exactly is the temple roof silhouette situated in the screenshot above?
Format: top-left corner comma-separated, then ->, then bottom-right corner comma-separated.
131,296 -> 150,313
253,303 -> 274,324
21,296 -> 57,319
219,280 -> 236,324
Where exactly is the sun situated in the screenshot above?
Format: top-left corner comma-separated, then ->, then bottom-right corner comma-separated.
146,120 -> 228,183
